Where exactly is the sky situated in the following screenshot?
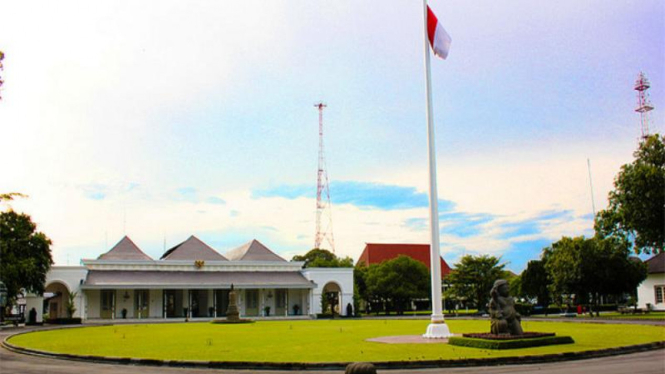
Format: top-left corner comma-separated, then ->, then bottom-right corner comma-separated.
0,0 -> 663,272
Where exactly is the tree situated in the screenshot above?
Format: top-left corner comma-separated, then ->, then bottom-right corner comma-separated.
66,292 -> 78,318
445,255 -> 506,311
319,291 -> 339,317
0,209 -> 53,303
544,236 -> 647,315
353,263 -> 369,313
291,248 -> 353,268
520,260 -> 551,307
365,255 -> 430,314
595,134 -> 665,254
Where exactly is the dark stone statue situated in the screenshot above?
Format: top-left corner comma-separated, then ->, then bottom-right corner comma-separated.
489,279 -> 523,335
28,307 -> 37,325
226,284 -> 240,322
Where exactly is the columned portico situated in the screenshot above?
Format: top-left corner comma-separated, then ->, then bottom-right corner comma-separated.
31,236 -> 353,322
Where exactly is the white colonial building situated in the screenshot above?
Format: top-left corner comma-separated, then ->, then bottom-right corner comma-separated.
637,252 -> 665,311
31,236 -> 353,322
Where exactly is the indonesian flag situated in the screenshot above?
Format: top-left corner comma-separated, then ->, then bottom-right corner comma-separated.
427,6 -> 451,60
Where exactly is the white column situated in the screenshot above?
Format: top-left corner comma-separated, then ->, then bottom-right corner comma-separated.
213,290 -> 217,318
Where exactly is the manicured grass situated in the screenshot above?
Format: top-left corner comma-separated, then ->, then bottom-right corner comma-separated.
8,319 -> 665,363
530,312 -> 665,321
579,312 -> 665,321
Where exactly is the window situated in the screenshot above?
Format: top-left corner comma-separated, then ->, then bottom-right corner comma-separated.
276,290 -> 286,308
655,286 -> 665,304
246,290 -> 258,309
101,290 -> 114,311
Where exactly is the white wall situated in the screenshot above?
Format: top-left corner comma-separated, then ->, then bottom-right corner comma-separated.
288,289 -> 306,316
149,289 -> 163,318
638,273 -> 665,311
24,295 -> 43,323
86,289 -> 100,318
44,266 -> 88,318
116,290 -> 134,318
302,268 -> 354,316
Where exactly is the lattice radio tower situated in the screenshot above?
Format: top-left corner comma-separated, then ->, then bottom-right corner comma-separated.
635,72 -> 654,138
314,102 -> 335,253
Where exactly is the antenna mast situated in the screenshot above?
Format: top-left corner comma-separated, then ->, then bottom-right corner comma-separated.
634,72 -> 654,138
314,102 -> 335,253
0,50 -> 5,100
587,159 -> 596,217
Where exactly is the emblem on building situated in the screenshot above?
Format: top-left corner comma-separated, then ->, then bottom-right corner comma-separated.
194,260 -> 205,269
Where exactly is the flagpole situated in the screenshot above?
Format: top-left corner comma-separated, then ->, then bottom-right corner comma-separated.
422,0 -> 451,339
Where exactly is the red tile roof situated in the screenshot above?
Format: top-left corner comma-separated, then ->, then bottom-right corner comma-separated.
356,243 -> 451,277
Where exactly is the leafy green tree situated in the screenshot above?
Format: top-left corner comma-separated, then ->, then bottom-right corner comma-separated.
445,255 -> 506,310
291,248 -> 353,268
508,275 -> 522,299
319,291 -> 339,317
544,236 -> 647,315
595,134 -> 665,254
365,255 -> 430,314
0,208 -> 53,303
353,263 -> 369,313
520,260 -> 551,307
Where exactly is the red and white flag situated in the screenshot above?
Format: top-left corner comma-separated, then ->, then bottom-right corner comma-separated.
427,6 -> 451,60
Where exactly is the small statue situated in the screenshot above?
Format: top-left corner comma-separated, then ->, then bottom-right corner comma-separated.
226,283 -> 240,322
489,279 -> 523,335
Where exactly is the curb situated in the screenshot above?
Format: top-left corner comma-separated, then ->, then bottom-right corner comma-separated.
2,330 -> 664,371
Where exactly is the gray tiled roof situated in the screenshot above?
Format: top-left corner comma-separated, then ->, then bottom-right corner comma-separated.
98,236 -> 153,261
646,252 -> 665,274
225,239 -> 286,262
82,270 -> 314,289
160,236 -> 227,261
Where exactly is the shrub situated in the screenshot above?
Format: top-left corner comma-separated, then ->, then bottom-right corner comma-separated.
514,303 -> 533,316
46,318 -> 82,325
449,335 -> 574,350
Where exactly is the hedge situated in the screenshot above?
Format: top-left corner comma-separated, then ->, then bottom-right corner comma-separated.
448,335 -> 574,350
46,318 -> 82,325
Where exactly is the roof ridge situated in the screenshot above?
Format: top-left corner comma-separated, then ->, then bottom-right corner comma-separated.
160,235 -> 227,261
225,239 -> 285,262
189,235 -> 221,255
99,236 -> 153,261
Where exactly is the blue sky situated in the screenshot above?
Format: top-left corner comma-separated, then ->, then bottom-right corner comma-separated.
0,0 -> 663,272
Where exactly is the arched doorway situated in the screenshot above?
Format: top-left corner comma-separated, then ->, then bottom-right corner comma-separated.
321,282 -> 342,316
44,281 -> 70,319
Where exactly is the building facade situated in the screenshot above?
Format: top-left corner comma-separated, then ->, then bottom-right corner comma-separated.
34,236 -> 353,322
638,252 -> 665,311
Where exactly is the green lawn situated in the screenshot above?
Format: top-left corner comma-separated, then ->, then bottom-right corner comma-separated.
8,319 -> 665,363
530,312 -> 665,321
579,312 -> 665,321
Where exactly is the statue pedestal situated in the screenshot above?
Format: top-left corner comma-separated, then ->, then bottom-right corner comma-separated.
423,322 -> 453,339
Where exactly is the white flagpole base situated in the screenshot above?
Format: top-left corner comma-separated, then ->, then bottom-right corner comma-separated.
423,316 -> 453,339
